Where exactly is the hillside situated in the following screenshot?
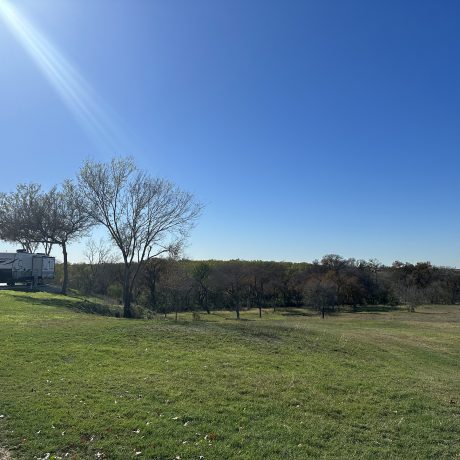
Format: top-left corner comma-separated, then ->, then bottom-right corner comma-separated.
0,291 -> 459,459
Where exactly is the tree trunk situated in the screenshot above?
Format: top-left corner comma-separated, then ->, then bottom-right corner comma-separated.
259,306 -> 262,318
236,305 -> 240,320
149,277 -> 157,309
175,311 -> 178,321
123,263 -> 132,318
205,290 -> 210,314
44,241 -> 53,256
61,242 -> 68,295
321,305 -> 325,319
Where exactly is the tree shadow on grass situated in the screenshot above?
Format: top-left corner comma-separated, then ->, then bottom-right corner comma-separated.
224,317 -> 255,321
210,320 -> 282,343
278,308 -> 317,317
0,285 -> 36,292
277,305 -> 401,316
0,284 -> 63,294
10,294 -> 121,317
207,312 -> 256,321
347,305 -> 401,313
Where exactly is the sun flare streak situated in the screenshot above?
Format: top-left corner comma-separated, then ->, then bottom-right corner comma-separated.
0,1 -> 126,153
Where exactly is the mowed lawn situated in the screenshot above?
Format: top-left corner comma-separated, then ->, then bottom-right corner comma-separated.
0,292 -> 459,459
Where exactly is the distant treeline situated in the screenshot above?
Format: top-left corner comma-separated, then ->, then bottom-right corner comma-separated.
55,254 -> 460,318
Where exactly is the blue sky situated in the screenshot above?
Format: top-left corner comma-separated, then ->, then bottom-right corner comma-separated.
1,0 -> 460,266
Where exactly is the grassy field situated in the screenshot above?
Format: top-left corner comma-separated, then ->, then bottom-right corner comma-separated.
0,291 -> 459,459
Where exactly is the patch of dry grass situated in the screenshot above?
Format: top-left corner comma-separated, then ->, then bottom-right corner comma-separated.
0,447 -> 12,460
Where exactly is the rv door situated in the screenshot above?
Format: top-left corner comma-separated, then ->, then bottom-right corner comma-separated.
32,256 -> 43,278
41,257 -> 55,280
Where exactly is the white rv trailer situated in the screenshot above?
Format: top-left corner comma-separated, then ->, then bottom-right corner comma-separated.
0,250 -> 55,286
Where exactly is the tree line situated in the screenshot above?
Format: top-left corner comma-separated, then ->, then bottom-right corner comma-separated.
1,157 -> 459,319
56,253 -> 460,318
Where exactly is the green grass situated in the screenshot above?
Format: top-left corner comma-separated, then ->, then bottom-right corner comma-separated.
0,291 -> 459,459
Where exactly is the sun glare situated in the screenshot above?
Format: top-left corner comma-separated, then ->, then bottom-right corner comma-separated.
0,0 -> 126,153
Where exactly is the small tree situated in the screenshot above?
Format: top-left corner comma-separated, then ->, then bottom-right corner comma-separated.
192,262 -> 211,314
160,260 -> 193,320
142,257 -> 168,310
78,158 -> 202,318
399,284 -> 425,312
83,238 -> 117,294
305,275 -> 338,319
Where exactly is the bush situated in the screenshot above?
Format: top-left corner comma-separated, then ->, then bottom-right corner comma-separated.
107,283 -> 123,301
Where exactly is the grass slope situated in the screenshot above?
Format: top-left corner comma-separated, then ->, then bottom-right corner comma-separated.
0,291 -> 459,459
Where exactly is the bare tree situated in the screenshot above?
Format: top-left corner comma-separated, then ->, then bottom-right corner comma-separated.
84,238 -> 117,293
0,184 -> 42,253
78,157 -> 202,318
304,273 -> 338,319
37,181 -> 94,294
160,260 -> 194,320
220,261 -> 245,319
192,262 -> 211,314
84,238 -> 117,266
143,257 -> 168,310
